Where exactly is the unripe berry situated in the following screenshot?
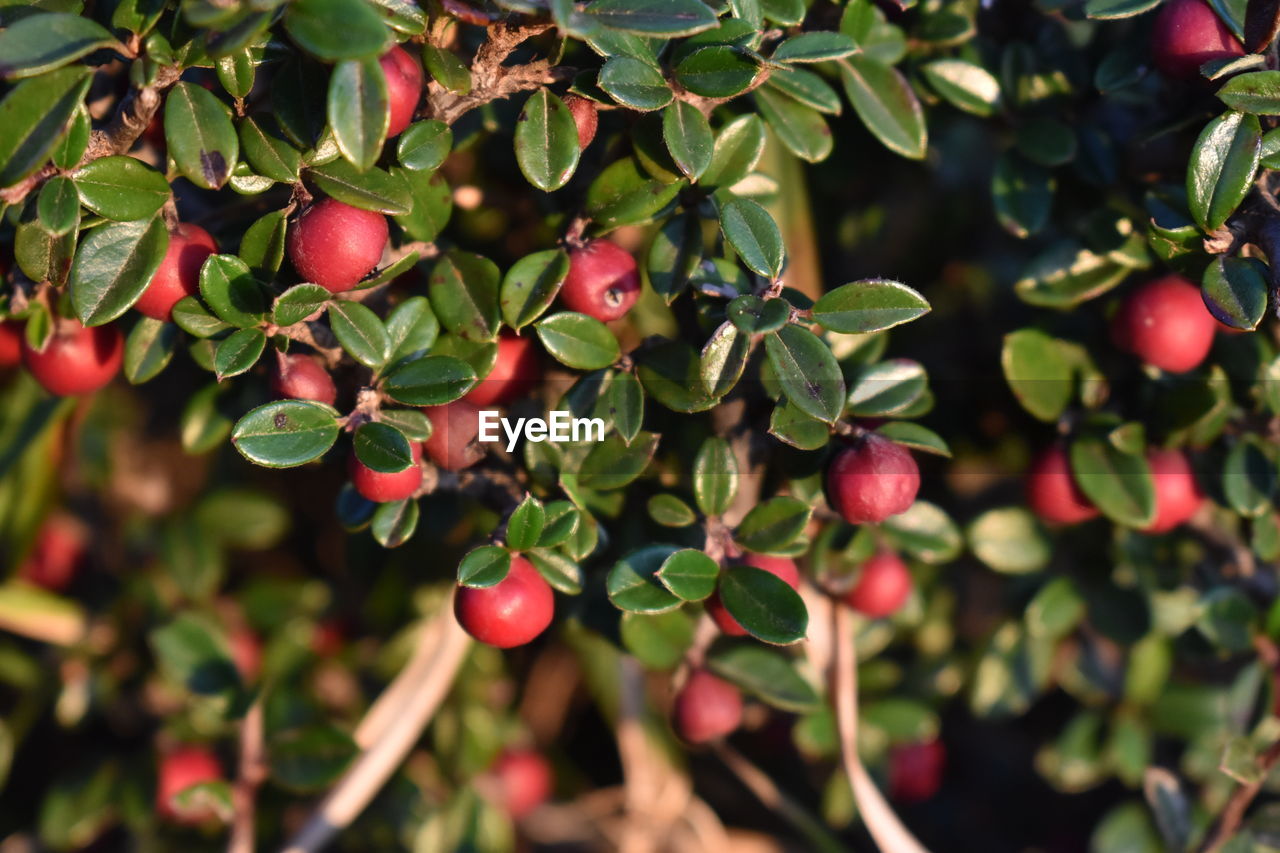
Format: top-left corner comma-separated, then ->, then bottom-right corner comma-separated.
1111,275 -> 1217,373
889,739 -> 945,802
156,745 -> 224,824
135,223 -> 217,321
270,352 -> 337,406
1026,444 -> 1099,525
562,94 -> 599,150
348,441 -> 423,502
18,513 -> 86,592
1146,448 -> 1205,533
561,239 -> 641,322
287,199 -> 388,293
672,669 -> 743,744
491,749 -> 554,819
465,333 -> 540,407
423,399 -> 485,470
0,320 -> 22,368
705,554 -> 800,637
454,555 -> 555,648
1151,0 -> 1244,79
845,551 -> 913,618
826,434 -> 920,524
22,320 -> 123,396
379,45 -> 424,137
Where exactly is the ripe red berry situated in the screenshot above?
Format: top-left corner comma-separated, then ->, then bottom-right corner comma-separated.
423,399 -> 485,470
826,434 -> 920,524
270,352 -> 337,406
22,320 -> 123,396
561,239 -> 641,322
348,441 -> 423,502
156,745 -> 224,824
135,223 -> 217,321
889,739 -> 945,802
18,513 -> 87,592
1112,275 -> 1217,373
672,669 -> 743,744
705,554 -> 800,637
454,555 -> 555,648
379,45 -> 424,137
491,749 -> 554,819
287,198 -> 389,293
0,320 -> 22,368
465,333 -> 540,407
845,551 -> 913,618
1146,448 -> 1205,533
228,627 -> 263,682
562,94 -> 599,150
1151,0 -> 1244,79
1026,444 -> 1099,525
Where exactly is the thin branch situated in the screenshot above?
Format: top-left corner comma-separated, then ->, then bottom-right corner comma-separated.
228,699 -> 266,853
1198,738 -> 1280,853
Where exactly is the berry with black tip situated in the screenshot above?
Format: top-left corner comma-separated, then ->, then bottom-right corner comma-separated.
561,240 -> 641,322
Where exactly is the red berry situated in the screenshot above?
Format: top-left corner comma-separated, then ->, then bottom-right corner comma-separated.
156,746 -> 224,824
18,513 -> 86,592
135,223 -> 217,321
889,739 -> 945,802
422,399 -> 485,470
705,554 -> 800,637
228,627 -> 263,682
562,94 -> 599,150
270,352 -> 337,406
492,749 -> 553,819
845,551 -> 913,618
287,199 -> 388,293
348,441 -> 423,502
379,45 -> 424,137
826,434 -> 920,524
0,320 -> 22,368
672,669 -> 743,744
1146,448 -> 1205,533
454,555 -> 554,648
1026,444 -> 1099,525
22,320 -> 123,396
465,333 -> 540,407
1112,275 -> 1217,373
1151,0 -> 1243,79
561,240 -> 641,322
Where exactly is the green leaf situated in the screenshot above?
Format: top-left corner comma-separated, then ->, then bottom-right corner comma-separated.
874,422 -> 951,457
674,45 -> 759,99
700,322 -> 748,397
719,197 -> 785,278
308,158 -> 412,215
526,548 -> 582,594
717,565 -> 808,644
354,421 -> 412,473
764,325 -> 845,423
649,493 -> 698,527
705,642 -> 821,711
576,432 -> 659,490
239,115 -> 302,183
1070,434 -> 1156,528
382,355 -> 476,405
0,13 -> 115,79
921,59 -> 1001,117
838,56 -> 927,160
1202,255 -> 1268,330
727,294 -> 789,333
993,151 -> 1054,238
608,544 -> 683,613
703,114 -> 766,187
213,328 -> 266,379
754,84 -> 833,163
273,284 -> 330,326
172,297 -> 233,338
585,157 -> 683,229
377,409 -> 431,441
537,502 -> 580,548
457,545 -> 511,588
421,45 -> 471,95
769,397 -> 831,450
611,371 -> 644,445
1217,70 -> 1280,113
72,156 -> 170,221
124,317 -> 178,384
216,48 -> 255,99
662,100 -> 714,181
1001,328 -> 1074,422
165,81 -> 239,190
967,507 -> 1050,574
393,166 -> 451,241
506,495 -> 546,551
655,548 -> 719,601
328,57 -> 389,171
397,119 -> 452,172
598,55 -> 674,111
1025,577 -> 1086,640
366,0 -> 426,34
239,210 -> 289,280
270,727 -> 358,793
847,358 -> 927,416
766,67 -> 842,115
734,496 -> 811,553
694,436 -> 737,517
199,254 -> 267,328
773,31 -> 858,63
69,217 -> 169,326
149,613 -> 239,695
36,175 -> 79,236
386,295 -> 440,365
371,497 -> 419,547
328,301 -> 390,368
1223,437 -> 1276,517
812,279 -> 930,334
620,610 -> 695,669
501,249 -> 569,330
428,250 -> 500,342
536,312 -> 620,370
231,400 -> 341,468
50,105 -> 89,169
0,65 -> 91,187
582,0 -> 718,37
1187,110 -> 1262,231
284,0 -> 390,61
881,500 -> 963,563
514,90 -> 581,192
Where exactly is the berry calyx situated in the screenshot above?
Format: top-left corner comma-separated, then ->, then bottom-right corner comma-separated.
1111,275 -> 1217,373
491,749 -> 554,819
672,669 -> 743,744
287,198 -> 389,293
22,320 -> 123,396
379,45 -> 425,137
562,94 -> 599,150
465,332 -> 540,407
454,555 -> 555,648
561,239 -> 641,322
270,352 -> 337,406
0,320 -> 22,368
18,513 -> 87,592
845,551 -> 913,618
826,434 -> 920,524
423,399 -> 485,470
156,745 -> 224,824
1026,444 -> 1099,525
1151,0 -> 1244,79
135,223 -> 217,321
348,441 -> 423,502
889,739 -> 946,803
1146,447 -> 1205,533
705,554 -> 800,637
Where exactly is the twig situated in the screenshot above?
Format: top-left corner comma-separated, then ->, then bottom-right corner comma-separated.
831,604 -> 930,853
1199,738 -> 1280,852
228,699 -> 266,853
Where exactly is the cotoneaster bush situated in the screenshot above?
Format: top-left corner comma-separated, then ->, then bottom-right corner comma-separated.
3,0 -> 1280,850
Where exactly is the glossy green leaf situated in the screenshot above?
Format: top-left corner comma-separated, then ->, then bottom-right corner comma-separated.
328,301 -> 390,368
1217,70 -> 1280,113
773,31 -> 858,63
921,58 -> 1001,117
717,565 -> 808,644
754,84 -> 833,163
1202,255 -> 1268,330
421,45 -> 471,95
1223,437 -> 1275,517
457,545 -> 511,588
123,317 -> 178,384
371,498 -> 418,547
213,327 -> 267,379
575,432 -> 659,490
727,294 -> 789,333
967,507 -> 1050,574
607,544 -> 683,613
514,90 -> 581,192
598,55 -> 673,110
765,324 -> 844,423
838,56 -> 927,160
308,158 -> 412,215
1187,110 -> 1262,231
649,493 -> 698,527
428,250 -> 500,342
662,100 -> 714,181
620,610 -> 695,669
231,400 -> 341,468
0,65 -> 91,187
69,217 -> 169,326
36,175 -> 79,236
506,495 -> 546,552
674,45 -> 759,98
382,355 -> 476,405
284,0 -> 389,60
1002,329 -> 1074,422
581,0 -> 718,37
536,312 -> 620,370
0,13 -> 114,79
734,496 -> 811,553
812,279 -> 929,334
397,119 -> 451,172
1070,434 -> 1156,528
703,114 -> 766,187
501,249 -> 569,330
694,436 -> 737,517
655,548 -> 718,601
585,157 -> 683,228
272,284 -> 330,326
719,197 -> 785,278
700,321 -> 748,397
881,500 -> 963,562
353,421 -> 412,473
706,642 -> 821,711
165,82 -> 239,190
199,254 -> 267,328
72,156 -> 170,221
239,115 -> 302,183
328,57 -> 389,171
